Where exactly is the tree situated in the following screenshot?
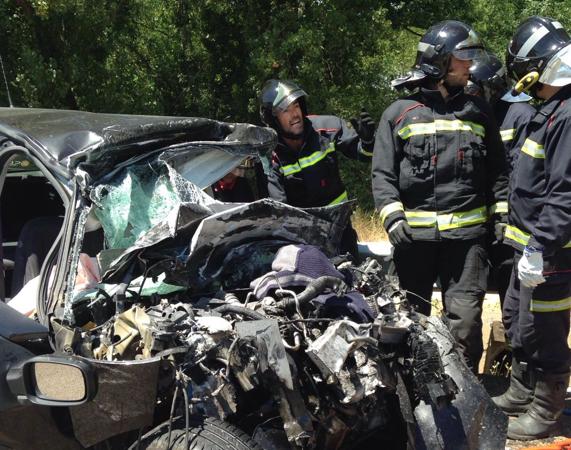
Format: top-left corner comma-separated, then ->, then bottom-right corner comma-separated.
1,0 -> 570,211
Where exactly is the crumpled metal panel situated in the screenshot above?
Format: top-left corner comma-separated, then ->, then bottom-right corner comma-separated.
0,108 -> 276,180
69,357 -> 160,448
98,199 -> 351,291
414,317 -> 507,449
235,319 -> 293,390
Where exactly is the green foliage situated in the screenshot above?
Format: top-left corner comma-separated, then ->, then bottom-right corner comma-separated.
1,0 -> 570,211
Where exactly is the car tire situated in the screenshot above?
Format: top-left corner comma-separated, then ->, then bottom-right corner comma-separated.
141,417 -> 263,450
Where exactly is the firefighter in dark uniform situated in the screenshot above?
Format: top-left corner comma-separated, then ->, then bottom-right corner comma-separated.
259,79 -> 375,259
372,20 -> 508,371
492,16 -> 571,440
212,166 -> 255,203
467,51 -> 536,304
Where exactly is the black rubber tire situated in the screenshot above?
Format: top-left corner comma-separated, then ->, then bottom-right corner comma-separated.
141,417 -> 263,450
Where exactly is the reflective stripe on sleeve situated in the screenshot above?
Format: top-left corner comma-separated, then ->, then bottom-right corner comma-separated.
490,201 -> 508,215
280,143 -> 336,176
504,225 -> 571,248
504,225 -> 530,246
530,297 -> 571,312
521,138 -> 545,159
328,190 -> 348,205
500,129 -> 515,141
379,201 -> 405,226
398,119 -> 485,140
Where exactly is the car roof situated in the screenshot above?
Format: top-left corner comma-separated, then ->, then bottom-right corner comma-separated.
0,108 -> 275,179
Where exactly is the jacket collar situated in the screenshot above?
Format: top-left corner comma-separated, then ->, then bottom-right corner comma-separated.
537,83 -> 571,117
420,85 -> 465,104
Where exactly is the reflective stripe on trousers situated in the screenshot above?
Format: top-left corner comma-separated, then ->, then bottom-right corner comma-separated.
530,296 -> 571,312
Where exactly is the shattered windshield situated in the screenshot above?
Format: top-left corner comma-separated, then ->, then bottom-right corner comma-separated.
91,146 -> 228,250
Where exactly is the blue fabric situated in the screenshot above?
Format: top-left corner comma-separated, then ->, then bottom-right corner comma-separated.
251,244 -> 344,298
311,291 -> 375,323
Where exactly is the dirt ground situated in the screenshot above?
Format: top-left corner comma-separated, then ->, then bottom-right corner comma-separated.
433,293 -> 571,450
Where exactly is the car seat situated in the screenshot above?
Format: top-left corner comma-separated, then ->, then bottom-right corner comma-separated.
11,216 -> 63,297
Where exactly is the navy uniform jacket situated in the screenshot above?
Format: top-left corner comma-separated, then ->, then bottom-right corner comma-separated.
267,115 -> 371,208
506,84 -> 571,270
494,99 -> 536,173
372,87 -> 508,241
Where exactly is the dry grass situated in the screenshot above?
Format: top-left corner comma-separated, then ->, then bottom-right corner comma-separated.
352,207 -> 387,242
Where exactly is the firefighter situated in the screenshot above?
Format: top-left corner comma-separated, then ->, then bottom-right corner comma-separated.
492,16 -> 571,440
211,167 -> 255,203
259,79 -> 375,259
467,51 -> 536,304
372,20 -> 508,371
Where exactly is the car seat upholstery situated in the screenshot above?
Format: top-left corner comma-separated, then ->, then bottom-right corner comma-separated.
11,216 -> 63,297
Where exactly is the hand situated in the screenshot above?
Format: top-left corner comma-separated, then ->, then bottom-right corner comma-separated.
518,246 -> 546,288
388,220 -> 413,248
350,109 -> 376,145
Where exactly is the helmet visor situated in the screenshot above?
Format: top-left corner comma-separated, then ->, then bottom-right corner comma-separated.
453,47 -> 487,61
272,89 -> 307,114
538,43 -> 571,86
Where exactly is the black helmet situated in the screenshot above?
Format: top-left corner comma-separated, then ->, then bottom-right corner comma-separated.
392,20 -> 485,90
415,20 -> 485,80
467,50 -> 508,102
259,79 -> 308,129
507,16 -> 571,93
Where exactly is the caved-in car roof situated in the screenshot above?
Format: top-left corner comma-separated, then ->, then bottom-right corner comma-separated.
0,107 -> 277,180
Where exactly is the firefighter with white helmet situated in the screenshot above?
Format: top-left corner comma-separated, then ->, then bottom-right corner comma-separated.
493,16 -> 571,440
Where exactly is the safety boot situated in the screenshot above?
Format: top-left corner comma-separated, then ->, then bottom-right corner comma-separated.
492,357 -> 535,416
507,370 -> 569,440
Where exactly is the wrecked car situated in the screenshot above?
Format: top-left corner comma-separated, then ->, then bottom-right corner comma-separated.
0,108 -> 507,449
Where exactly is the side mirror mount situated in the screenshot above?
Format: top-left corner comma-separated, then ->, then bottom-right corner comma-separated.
6,356 -> 97,406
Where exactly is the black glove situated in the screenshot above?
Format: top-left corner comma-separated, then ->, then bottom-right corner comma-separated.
350,108 -> 376,145
388,220 -> 413,248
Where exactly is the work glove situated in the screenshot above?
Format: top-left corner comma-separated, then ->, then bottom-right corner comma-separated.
387,220 -> 413,248
350,109 -> 376,146
518,245 -> 546,288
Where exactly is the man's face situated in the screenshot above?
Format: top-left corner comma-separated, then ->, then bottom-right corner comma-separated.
275,100 -> 304,137
445,56 -> 473,87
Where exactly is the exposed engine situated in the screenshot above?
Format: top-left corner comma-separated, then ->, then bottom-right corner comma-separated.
55,245 -> 459,449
